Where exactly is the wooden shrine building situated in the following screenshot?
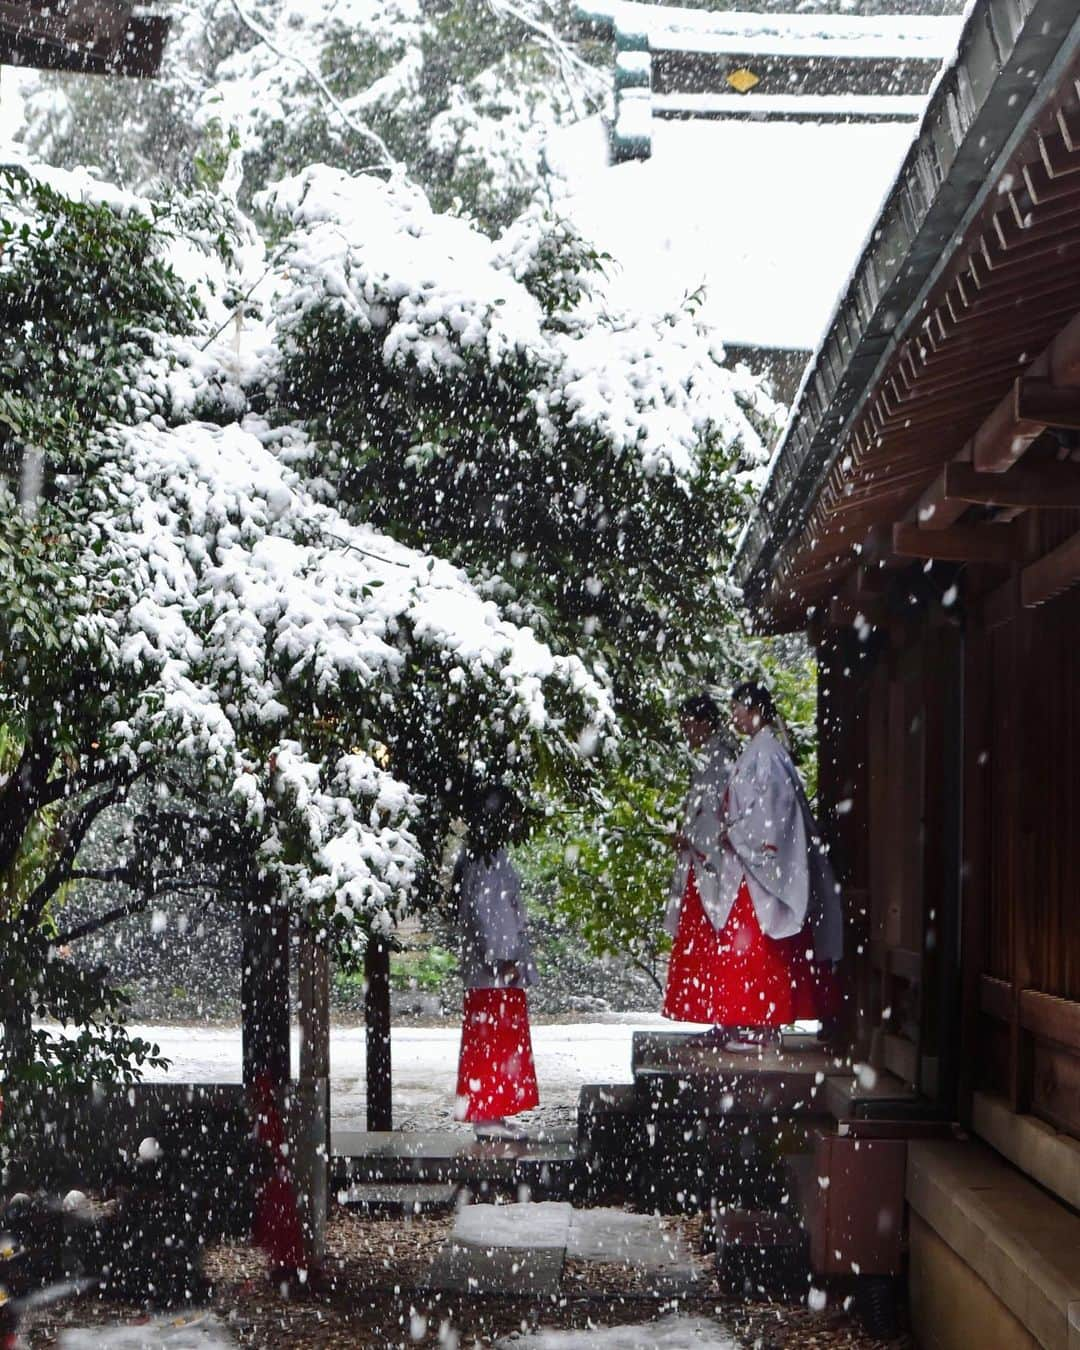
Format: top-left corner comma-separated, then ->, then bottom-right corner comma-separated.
0,2 -> 168,77
575,0 -> 959,162
734,0 -> 1080,1345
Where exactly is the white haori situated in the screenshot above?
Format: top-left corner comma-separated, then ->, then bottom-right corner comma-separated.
712,727 -> 843,962
664,732 -> 736,937
454,847 -> 538,989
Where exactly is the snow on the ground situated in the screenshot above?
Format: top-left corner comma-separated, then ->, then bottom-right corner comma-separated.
58,1312 -> 234,1348
128,1016 -> 683,1126
496,1315 -> 736,1348
547,115 -> 917,351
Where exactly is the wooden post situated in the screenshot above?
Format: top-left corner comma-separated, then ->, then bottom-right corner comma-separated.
958,608 -> 991,1126
241,892 -> 291,1090
1007,607 -> 1033,1113
299,929 -> 330,1084
297,924 -> 330,1265
365,935 -> 392,1132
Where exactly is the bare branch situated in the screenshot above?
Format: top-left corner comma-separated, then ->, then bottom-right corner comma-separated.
484,0 -> 606,118
56,869 -> 245,946
25,786 -> 123,923
67,866 -> 141,886
54,895 -> 150,947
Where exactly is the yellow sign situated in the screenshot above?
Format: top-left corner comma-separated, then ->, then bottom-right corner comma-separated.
726,67 -> 760,94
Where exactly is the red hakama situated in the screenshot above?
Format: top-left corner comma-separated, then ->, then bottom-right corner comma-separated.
663,868 -> 840,1026
455,986 -> 540,1122
250,1074 -> 306,1272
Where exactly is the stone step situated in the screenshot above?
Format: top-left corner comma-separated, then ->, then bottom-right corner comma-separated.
424,1240 -> 565,1297
632,1031 -> 840,1119
331,1129 -> 581,1198
335,1180 -> 460,1217
577,1084 -> 646,1202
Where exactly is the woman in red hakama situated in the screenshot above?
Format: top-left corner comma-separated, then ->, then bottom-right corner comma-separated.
453,786 -> 539,1140
662,685 -> 842,1044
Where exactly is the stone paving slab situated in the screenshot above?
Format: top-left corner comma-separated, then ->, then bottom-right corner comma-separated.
58,1312 -> 235,1348
424,1241 -> 565,1297
445,1202 -> 701,1297
495,1314 -> 736,1347
453,1200 -> 573,1249
567,1208 -> 701,1295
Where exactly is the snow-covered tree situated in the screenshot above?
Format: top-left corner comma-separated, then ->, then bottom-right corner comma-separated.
0,161 -> 614,1123
263,165 -> 777,740
18,0 -> 606,229
253,162 -> 782,986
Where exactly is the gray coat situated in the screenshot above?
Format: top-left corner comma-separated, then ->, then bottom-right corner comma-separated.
718,728 -> 844,963
664,733 -> 737,937
454,847 -> 538,990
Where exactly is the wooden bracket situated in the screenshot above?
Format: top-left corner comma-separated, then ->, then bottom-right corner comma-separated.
893,521 -> 1025,564
1014,376 -> 1080,430
943,460 -> 1080,510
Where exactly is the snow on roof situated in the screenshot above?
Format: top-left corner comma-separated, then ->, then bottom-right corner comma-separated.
547,115 -> 917,352
581,2 -> 963,60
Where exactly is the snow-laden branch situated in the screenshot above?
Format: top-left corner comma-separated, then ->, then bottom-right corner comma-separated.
484,0 -> 606,118
227,0 -> 397,168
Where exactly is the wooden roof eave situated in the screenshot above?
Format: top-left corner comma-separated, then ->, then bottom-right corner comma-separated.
0,2 -> 169,77
733,0 -> 1080,614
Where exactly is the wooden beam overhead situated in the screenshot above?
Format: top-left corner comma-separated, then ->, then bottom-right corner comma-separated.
943,459 -> 1080,509
1014,376 -> 1080,429
1020,528 -> 1080,607
892,521 -> 1025,564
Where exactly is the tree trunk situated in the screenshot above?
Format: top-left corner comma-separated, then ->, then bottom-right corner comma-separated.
241,889 -> 291,1090
296,925 -> 330,1265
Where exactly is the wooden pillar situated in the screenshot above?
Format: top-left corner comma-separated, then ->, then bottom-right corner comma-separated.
299,930 -> 330,1084
1007,608 -> 1033,1113
241,896 -> 291,1090
296,924 -> 330,1265
923,619 -> 965,1111
958,605 -> 991,1125
365,935 -> 392,1131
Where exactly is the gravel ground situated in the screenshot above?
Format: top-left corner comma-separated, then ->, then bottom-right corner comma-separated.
22,1208 -> 914,1350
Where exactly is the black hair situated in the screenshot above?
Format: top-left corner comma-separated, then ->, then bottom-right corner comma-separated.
678,693 -> 723,727
466,782 -> 522,842
730,680 -> 778,724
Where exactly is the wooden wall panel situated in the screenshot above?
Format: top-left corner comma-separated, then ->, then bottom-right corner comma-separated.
985,587 -> 1080,1000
